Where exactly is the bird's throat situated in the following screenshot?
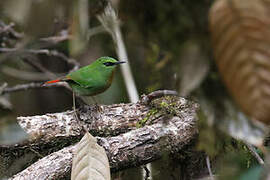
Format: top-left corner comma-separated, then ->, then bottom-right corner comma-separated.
107,70 -> 115,86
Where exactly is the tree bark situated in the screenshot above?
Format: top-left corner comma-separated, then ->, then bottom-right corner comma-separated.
0,94 -> 199,179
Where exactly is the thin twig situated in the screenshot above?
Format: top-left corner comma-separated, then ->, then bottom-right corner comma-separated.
0,83 -> 12,109
0,48 -> 80,72
0,47 -> 85,103
22,58 -> 57,79
0,66 -> 60,81
0,21 -> 23,39
0,82 -> 88,105
1,82 -> 69,95
40,26 -> 107,44
87,26 -> 106,40
97,3 -> 139,103
141,90 -> 179,105
29,147 -> 44,158
206,156 -> 214,180
40,30 -> 71,44
246,143 -> 264,165
142,165 -> 150,180
78,0 -> 89,38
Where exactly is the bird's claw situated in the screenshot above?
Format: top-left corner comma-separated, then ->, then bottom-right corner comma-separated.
94,103 -> 103,112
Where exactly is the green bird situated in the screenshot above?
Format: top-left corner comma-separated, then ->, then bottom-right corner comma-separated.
45,56 -> 125,96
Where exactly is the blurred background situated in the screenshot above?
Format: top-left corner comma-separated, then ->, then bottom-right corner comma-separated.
0,0 -> 269,179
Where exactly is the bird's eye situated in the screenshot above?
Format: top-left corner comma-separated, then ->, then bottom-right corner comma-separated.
103,62 -> 115,66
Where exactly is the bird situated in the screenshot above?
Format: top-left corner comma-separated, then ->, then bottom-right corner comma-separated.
44,56 -> 125,119
44,56 -> 125,97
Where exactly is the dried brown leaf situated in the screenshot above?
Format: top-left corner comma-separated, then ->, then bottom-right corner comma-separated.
210,0 -> 270,124
71,132 -> 111,180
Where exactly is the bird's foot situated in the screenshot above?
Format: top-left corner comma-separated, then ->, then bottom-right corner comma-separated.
73,109 -> 88,133
73,108 -> 79,121
94,103 -> 103,112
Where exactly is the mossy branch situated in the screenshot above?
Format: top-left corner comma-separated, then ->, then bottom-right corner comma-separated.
0,91 -> 199,178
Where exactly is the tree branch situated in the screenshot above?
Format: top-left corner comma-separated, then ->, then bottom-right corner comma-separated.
0,93 -> 199,178
0,21 -> 23,39
1,82 -> 69,95
97,3 -> 139,103
0,48 -> 80,72
9,95 -> 198,179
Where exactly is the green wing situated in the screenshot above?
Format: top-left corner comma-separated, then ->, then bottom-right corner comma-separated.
66,65 -> 103,88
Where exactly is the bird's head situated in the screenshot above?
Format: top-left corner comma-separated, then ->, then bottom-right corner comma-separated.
96,57 -> 125,70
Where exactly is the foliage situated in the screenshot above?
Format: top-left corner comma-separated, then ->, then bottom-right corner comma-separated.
210,0 -> 270,125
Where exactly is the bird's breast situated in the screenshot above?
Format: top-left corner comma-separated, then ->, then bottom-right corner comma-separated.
106,70 -> 115,86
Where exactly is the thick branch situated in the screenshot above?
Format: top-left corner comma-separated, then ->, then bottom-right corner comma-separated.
10,105 -> 198,179
19,102 -> 150,144
6,95 -> 195,146
1,94 -> 199,178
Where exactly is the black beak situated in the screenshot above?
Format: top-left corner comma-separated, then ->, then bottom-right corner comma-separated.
115,61 -> 126,65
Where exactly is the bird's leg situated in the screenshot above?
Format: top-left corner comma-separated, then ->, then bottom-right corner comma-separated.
73,92 -> 88,133
91,96 -> 103,112
73,91 -> 79,120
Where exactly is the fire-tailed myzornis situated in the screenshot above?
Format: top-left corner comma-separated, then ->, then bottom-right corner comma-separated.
44,56 -> 125,96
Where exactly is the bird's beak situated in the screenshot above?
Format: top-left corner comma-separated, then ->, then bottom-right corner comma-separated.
115,61 -> 126,65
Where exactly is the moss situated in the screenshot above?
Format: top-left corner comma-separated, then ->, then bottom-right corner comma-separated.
150,96 -> 185,117
137,95 -> 191,128
136,108 -> 158,128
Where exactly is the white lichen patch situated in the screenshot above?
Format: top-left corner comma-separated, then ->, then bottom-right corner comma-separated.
166,118 -> 182,135
17,110 -> 80,140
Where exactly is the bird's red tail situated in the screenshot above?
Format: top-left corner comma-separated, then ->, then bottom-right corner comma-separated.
44,79 -> 61,84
